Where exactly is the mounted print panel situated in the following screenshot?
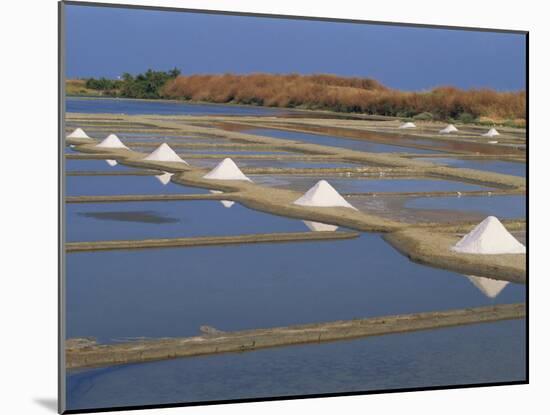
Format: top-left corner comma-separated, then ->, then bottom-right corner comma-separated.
59,1 -> 527,413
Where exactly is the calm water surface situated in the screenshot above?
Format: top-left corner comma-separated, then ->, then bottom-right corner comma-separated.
64,106 -> 526,410
66,175 -> 207,196
66,234 -> 524,343
66,158 -> 134,172
66,97 -> 293,116
66,319 -> 525,411
67,201 -> 308,242
251,175 -> 492,193
244,128 -> 441,154
405,195 -> 526,219
188,158 -> 357,169
66,233 -> 525,410
417,157 -> 526,177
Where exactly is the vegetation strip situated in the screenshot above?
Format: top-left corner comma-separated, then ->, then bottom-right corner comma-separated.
66,231 -> 359,252
66,303 -> 525,369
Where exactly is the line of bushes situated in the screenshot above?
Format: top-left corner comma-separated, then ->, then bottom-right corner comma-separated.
70,71 -> 525,122
162,73 -> 525,121
82,68 -> 181,99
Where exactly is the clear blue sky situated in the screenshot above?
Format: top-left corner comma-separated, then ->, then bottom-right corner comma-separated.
65,4 -> 526,91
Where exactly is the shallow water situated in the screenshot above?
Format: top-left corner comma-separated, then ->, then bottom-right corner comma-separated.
179,148 -> 292,155
417,157 -> 526,177
264,124 -> 525,156
65,146 -> 78,154
67,201 -> 308,242
66,234 -> 524,344
66,97 -> 293,116
66,158 -> 134,172
188,158 -> 357,169
125,146 -> 293,156
82,132 -> 228,145
66,319 -> 525,411
243,128 -> 441,154
250,175 -> 492,193
66,175 -> 207,196
405,195 -> 526,219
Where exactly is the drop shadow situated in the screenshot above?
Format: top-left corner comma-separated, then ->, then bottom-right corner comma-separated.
34,398 -> 57,413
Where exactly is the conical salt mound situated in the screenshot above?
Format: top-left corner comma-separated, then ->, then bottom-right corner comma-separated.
203,158 -> 251,182
399,122 -> 416,129
482,128 -> 500,137
67,128 -> 90,139
210,190 -> 235,208
143,143 -> 188,164
451,216 -> 526,254
95,134 -> 128,149
155,172 -> 173,185
293,180 -> 357,210
439,124 -> 458,134
105,159 -> 118,167
465,275 -> 509,299
303,220 -> 338,232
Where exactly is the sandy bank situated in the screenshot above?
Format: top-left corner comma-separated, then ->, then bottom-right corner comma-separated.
66,303 -> 525,369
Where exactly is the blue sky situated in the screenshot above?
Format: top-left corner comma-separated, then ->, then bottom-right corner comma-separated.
65,4 -> 526,91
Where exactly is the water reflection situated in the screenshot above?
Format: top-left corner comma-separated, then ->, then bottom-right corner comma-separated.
154,172 -> 173,185
77,211 -> 179,224
66,158 -> 133,172
465,275 -> 510,299
66,175 -> 207,196
303,221 -> 338,232
210,190 -> 235,208
66,201 -> 305,242
66,234 -> 524,343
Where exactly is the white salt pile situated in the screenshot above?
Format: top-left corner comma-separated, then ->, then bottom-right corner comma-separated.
67,128 -> 90,139
303,220 -> 338,232
465,275 -> 509,299
143,143 -> 188,164
210,190 -> 235,208
293,180 -> 357,210
439,124 -> 458,134
203,158 -> 252,182
105,159 -> 118,167
95,134 -> 128,149
399,122 -> 416,129
451,216 -> 526,254
482,128 -> 500,137
488,140 -> 499,144
155,172 -> 173,185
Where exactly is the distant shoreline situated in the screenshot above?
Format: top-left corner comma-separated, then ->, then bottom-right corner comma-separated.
65,95 -> 396,121
64,95 -> 526,128
66,73 -> 526,128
